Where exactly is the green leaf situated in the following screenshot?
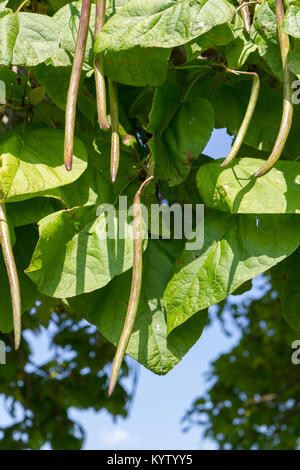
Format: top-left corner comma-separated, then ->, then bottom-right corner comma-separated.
164,211 -> 300,334
103,47 -> 170,87
151,97 -> 214,186
197,158 -> 300,214
34,64 -> 96,123
54,0 -> 96,69
185,20 -> 242,61
225,33 -> 257,70
0,68 -> 27,105
26,206 -> 148,298
7,197 -> 55,227
96,0 -> 234,51
281,4 -> 300,39
271,248 -> 300,332
288,41 -> 300,78
253,1 -> 278,44
68,240 -> 208,374
0,128 -> 87,202
0,12 -> 59,66
0,225 -> 38,333
148,78 -> 181,136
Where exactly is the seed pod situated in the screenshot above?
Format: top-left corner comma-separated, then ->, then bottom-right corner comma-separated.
64,0 -> 92,171
254,0 -> 293,177
109,79 -> 120,183
94,0 -> 110,130
221,71 -> 260,167
108,176 -> 154,397
238,0 -> 251,34
0,202 -> 21,350
232,1 -> 260,31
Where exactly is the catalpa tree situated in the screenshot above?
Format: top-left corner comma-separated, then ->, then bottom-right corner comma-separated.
0,0 -> 299,395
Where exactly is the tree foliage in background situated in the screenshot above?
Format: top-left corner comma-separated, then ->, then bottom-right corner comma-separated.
183,250 -> 300,450
0,0 -> 300,449
0,300 -> 132,450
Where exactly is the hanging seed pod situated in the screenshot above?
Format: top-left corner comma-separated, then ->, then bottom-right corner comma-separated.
238,0 -> 251,34
108,176 -> 154,396
232,1 -> 260,30
109,79 -> 120,183
64,0 -> 92,171
221,70 -> 260,167
254,0 -> 293,177
94,0 -> 110,130
0,202 -> 21,350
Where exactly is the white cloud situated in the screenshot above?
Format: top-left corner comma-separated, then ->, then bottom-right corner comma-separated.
100,428 -> 139,445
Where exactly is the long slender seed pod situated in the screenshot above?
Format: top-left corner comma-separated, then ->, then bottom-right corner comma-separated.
94,0 -> 110,130
64,0 -> 92,171
254,0 -> 293,177
108,176 -> 154,397
0,203 -> 21,350
221,71 -> 260,167
238,0 -> 251,34
232,1 -> 260,26
108,79 -> 120,183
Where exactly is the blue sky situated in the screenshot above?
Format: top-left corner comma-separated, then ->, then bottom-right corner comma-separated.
1,129 -> 256,450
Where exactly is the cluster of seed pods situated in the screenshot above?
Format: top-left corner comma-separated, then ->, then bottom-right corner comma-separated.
223,0 -> 293,177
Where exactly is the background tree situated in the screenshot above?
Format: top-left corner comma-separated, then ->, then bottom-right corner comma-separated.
183,249 -> 300,450
0,301 -> 132,450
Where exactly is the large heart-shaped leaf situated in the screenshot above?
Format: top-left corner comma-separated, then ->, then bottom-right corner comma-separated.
7,198 -> 55,227
0,128 -> 87,202
164,211 -> 300,334
151,97 -> 214,186
197,158 -> 300,214
26,206 -> 148,298
96,0 -> 234,51
281,4 -> 300,39
0,12 -> 59,66
68,239 -> 208,374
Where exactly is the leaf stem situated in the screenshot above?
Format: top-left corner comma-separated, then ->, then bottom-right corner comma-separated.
0,202 -> 21,350
15,0 -> 30,13
108,176 -> 154,397
221,70 -> 260,167
94,0 -> 110,130
108,79 -> 120,183
254,0 -> 293,177
64,0 -> 92,171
